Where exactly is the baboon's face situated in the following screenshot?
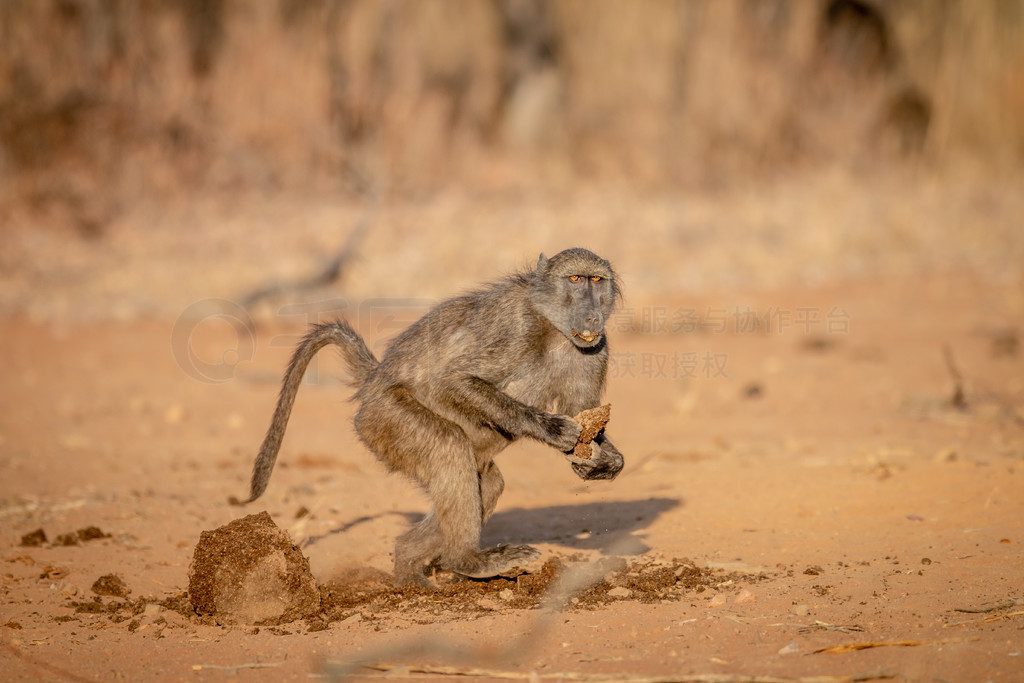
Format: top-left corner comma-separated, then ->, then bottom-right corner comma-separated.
557,272 -> 615,348
534,249 -> 619,350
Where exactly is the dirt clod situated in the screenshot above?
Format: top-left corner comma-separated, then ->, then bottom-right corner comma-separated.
56,533 -> 80,546
20,529 -> 47,547
187,511 -> 320,626
76,526 -> 111,542
92,574 -> 131,598
572,404 -> 611,459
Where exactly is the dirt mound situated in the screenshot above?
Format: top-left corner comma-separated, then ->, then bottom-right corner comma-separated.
187,511 -> 320,626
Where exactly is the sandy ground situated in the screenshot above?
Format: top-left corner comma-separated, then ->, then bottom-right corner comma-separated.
1,188 -> 1023,682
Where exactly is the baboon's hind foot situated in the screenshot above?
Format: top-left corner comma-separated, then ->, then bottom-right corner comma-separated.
449,544 -> 541,579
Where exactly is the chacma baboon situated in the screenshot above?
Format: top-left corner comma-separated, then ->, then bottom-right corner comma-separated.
236,248 -> 625,588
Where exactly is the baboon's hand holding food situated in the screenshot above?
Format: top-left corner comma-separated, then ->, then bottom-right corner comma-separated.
542,413 -> 584,452
564,404 -> 623,480
569,437 -> 624,480
570,404 -> 611,459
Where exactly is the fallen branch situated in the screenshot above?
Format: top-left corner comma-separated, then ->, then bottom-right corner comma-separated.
240,198 -> 377,309
814,640 -> 933,654
358,663 -> 896,683
953,599 -> 1019,614
798,621 -> 866,635
944,610 -> 1024,628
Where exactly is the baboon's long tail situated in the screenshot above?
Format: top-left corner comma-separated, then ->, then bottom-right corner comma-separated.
232,321 -> 378,505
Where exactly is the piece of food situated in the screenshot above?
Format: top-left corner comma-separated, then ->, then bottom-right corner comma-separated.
571,404 -> 611,460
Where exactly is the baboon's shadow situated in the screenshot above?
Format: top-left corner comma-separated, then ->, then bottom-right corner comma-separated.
300,511 -> 421,550
482,497 -> 681,555
303,497 -> 680,557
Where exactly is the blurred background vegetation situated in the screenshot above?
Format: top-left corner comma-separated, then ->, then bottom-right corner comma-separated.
1,0 -> 1022,319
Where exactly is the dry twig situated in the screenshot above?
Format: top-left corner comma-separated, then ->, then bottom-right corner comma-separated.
798,621 -> 866,635
192,661 -> 285,671
944,610 -> 1024,628
953,599 -> 1019,614
814,640 -> 938,654
357,663 -> 895,683
240,199 -> 377,309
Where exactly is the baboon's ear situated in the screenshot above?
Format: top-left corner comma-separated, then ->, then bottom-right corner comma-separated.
536,253 -> 548,271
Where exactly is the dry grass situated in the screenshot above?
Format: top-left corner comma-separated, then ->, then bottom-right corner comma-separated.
1,2 -> 1021,324
1,0 -> 1021,206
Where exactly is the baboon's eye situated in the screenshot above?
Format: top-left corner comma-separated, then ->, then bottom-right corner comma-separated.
590,276 -> 602,282
569,275 -> 580,282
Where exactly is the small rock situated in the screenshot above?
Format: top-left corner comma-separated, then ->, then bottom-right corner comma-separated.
778,642 -> 800,656
498,588 -> 515,602
20,529 -> 47,547
791,604 -> 810,616
607,586 -> 632,599
707,593 -> 728,608
734,589 -> 757,604
55,533 -> 80,547
933,448 -> 957,463
477,597 -> 501,611
76,526 -> 110,542
92,574 -> 131,598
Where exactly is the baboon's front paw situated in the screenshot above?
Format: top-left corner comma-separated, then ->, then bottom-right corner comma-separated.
570,443 -> 624,480
544,414 -> 583,452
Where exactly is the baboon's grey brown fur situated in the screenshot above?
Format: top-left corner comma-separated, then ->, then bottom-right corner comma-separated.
237,248 -> 625,588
